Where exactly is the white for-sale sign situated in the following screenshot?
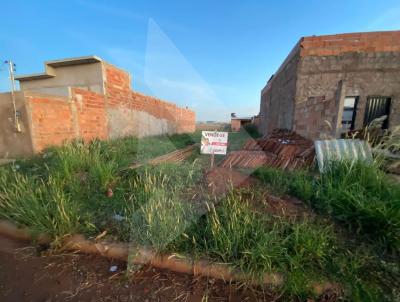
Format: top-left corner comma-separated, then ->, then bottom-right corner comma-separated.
200,131 -> 228,155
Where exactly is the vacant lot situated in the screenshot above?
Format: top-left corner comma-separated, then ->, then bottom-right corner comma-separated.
0,130 -> 399,301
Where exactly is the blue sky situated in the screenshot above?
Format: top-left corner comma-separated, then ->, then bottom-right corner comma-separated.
1,0 -> 399,121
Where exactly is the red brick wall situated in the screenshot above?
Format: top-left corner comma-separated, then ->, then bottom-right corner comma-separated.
71,88 -> 108,142
104,63 -> 132,107
104,63 -> 195,133
300,31 -> 400,57
176,107 -> 196,133
26,91 -> 108,152
26,94 -> 76,152
24,63 -> 195,152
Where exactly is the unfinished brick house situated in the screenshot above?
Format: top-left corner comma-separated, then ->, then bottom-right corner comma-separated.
0,56 -> 195,158
230,115 -> 260,132
259,30 -> 400,139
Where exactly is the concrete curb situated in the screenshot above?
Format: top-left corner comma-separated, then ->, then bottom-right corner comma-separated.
0,220 -> 50,244
0,220 -> 339,295
61,234 -> 284,287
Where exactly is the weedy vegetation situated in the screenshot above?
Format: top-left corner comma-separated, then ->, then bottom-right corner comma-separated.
254,161 -> 400,253
0,129 -> 399,301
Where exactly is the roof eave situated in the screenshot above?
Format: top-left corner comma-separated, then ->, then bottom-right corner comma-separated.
45,55 -> 102,67
15,55 -> 102,82
14,72 -> 54,81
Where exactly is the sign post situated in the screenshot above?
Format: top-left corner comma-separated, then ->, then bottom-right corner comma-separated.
200,130 -> 228,168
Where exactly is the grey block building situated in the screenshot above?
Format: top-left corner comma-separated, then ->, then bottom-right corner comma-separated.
259,30 -> 400,139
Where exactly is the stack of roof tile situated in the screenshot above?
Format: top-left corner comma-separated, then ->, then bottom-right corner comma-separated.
220,129 -> 315,170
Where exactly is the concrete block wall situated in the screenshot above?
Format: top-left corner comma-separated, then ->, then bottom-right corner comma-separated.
259,43 -> 300,135
259,31 -> 400,140
293,96 -> 337,139
295,52 -> 400,138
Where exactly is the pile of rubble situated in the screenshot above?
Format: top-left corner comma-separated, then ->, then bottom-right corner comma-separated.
220,129 -> 315,170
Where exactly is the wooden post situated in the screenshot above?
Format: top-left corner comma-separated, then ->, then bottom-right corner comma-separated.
210,151 -> 215,169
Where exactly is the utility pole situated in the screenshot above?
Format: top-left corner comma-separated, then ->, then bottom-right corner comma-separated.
5,60 -> 21,132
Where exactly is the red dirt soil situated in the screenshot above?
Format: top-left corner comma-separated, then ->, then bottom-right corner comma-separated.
263,194 -> 313,218
205,168 -> 311,218
0,235 -> 276,302
206,167 -> 256,196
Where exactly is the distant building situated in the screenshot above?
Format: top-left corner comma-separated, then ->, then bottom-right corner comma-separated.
231,115 -> 259,132
259,30 -> 400,139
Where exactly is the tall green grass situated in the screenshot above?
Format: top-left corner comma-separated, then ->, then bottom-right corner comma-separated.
0,170 -> 92,238
171,188 -> 399,300
117,164 -> 199,251
128,195 -> 193,251
0,134 -> 201,241
255,161 -> 400,252
1,132 -> 398,300
253,167 -> 314,201
170,190 -> 338,299
314,160 -> 400,252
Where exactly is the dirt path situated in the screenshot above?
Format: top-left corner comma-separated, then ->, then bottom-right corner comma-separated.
0,235 -> 275,302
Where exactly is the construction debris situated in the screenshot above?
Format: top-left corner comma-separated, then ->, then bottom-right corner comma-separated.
220,129 -> 315,170
129,144 -> 197,169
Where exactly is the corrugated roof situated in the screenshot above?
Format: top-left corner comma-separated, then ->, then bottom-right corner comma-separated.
315,139 -> 373,172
